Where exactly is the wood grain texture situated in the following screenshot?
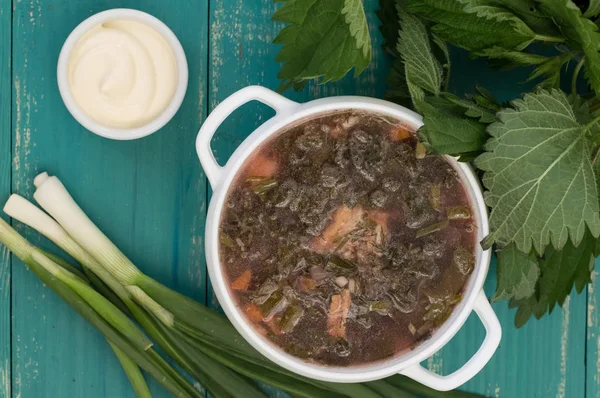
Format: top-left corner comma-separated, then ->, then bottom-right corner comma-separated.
0,1 -> 11,397
1,0 -> 594,397
10,1 -> 208,397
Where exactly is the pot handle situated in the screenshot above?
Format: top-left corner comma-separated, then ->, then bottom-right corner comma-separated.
399,291 -> 501,391
196,86 -> 299,188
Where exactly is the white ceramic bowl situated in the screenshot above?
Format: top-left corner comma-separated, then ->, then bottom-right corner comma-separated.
57,9 -> 188,140
197,86 -> 501,391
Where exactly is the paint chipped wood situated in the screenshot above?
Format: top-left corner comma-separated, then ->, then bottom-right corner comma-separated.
1,0 -> 597,397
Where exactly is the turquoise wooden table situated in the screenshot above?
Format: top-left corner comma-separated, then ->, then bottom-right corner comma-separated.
0,1 -> 598,397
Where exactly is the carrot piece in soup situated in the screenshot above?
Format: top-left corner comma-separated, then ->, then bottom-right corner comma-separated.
313,205 -> 365,252
246,152 -> 278,178
390,126 -> 412,141
265,317 -> 283,336
231,269 -> 252,291
327,289 -> 351,338
244,303 -> 263,323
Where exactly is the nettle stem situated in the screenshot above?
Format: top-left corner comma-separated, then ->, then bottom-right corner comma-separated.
534,34 -> 565,43
572,57 -> 586,95
592,145 -> 600,165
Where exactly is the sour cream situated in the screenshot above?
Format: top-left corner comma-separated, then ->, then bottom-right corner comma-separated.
67,19 -> 178,129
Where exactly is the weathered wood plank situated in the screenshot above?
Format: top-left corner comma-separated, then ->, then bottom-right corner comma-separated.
431,258 -> 586,398
11,1 -> 208,397
0,0 -> 11,397
586,263 -> 600,398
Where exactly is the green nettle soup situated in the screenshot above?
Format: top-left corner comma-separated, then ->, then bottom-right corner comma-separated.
219,110 -> 476,366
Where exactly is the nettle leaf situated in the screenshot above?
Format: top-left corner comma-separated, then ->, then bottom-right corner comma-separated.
585,0 -> 600,18
527,52 -> 574,84
342,0 -> 372,57
494,244 -> 540,301
398,12 -> 443,96
417,100 -> 489,156
406,0 -> 537,52
273,0 -> 372,89
470,85 -> 502,110
443,92 -> 498,123
476,89 -> 600,254
537,0 -> 600,94
477,46 -> 549,70
510,229 -> 598,327
432,33 -> 451,90
386,57 -> 413,108
499,0 -> 563,37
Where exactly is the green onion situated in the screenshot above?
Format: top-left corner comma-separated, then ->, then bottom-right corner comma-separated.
5,194 -> 270,398
415,219 -> 449,238
0,219 -> 201,398
108,341 -> 152,398
31,250 -> 153,352
430,184 -> 441,212
252,178 -> 278,194
447,206 -> 471,220
32,174 -> 143,285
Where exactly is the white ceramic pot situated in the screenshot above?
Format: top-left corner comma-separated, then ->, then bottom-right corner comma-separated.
197,86 -> 501,392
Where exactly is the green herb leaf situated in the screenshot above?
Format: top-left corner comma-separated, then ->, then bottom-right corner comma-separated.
584,0 -> 600,18
476,89 -> 600,254
386,57 -> 413,108
442,92 -> 498,123
343,0 -> 372,57
432,33 -> 451,91
477,46 -> 549,70
494,244 -> 540,301
526,52 -> 574,89
470,85 -> 502,110
536,0 -> 600,94
273,0 -> 372,89
416,100 -> 489,156
406,0 -> 537,52
398,12 -> 443,96
499,0 -> 563,38
510,229 -> 597,327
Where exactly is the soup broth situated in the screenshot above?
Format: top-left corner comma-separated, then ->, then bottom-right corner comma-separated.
219,110 -> 476,366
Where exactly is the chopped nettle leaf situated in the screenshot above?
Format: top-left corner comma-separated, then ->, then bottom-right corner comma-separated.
494,244 -> 540,301
398,12 -> 443,97
476,90 -> 600,254
537,0 -> 600,94
416,99 -> 489,157
510,229 -> 598,327
273,0 -> 372,91
405,0 -> 540,52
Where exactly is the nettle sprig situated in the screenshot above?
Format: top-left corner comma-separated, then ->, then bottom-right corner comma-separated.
272,0 -> 600,327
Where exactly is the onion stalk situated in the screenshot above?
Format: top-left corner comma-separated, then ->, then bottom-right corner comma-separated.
0,218 -> 201,398
109,341 -> 152,398
4,195 -> 269,398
